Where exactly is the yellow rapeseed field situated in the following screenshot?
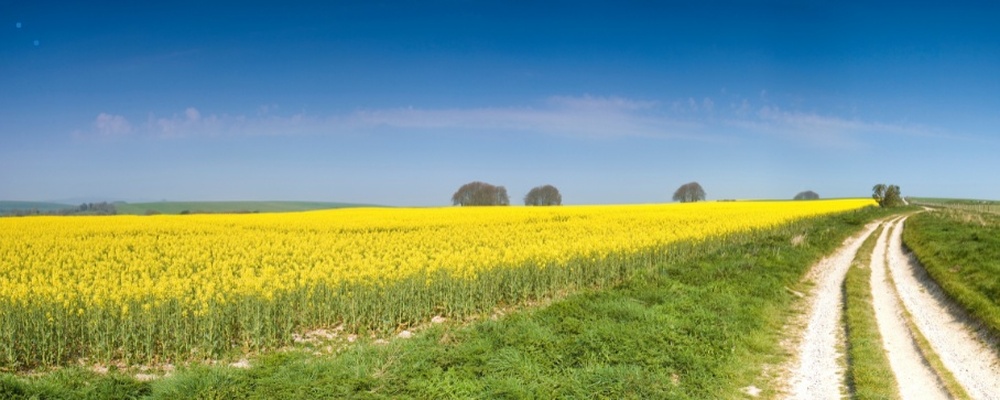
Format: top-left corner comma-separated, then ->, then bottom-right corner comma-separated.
0,199 -> 873,367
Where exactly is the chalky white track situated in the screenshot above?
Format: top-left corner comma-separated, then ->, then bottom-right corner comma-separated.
782,215 -> 1000,399
884,217 -> 1000,399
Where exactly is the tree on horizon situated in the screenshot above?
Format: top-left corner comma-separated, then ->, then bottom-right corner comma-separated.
794,190 -> 820,200
672,182 -> 706,203
872,184 -> 903,207
524,185 -> 562,206
452,181 -> 510,206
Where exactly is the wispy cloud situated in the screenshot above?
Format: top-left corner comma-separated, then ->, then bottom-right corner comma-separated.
78,95 -> 712,140
727,104 -> 942,148
349,95 -> 702,139
75,94 -> 942,147
67,112 -> 131,140
93,113 -> 132,137
545,94 -> 656,111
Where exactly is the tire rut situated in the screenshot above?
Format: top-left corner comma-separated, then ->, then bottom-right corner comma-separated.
885,217 -> 1000,399
869,217 -> 949,399
777,215 -> 1000,399
783,221 -> 880,399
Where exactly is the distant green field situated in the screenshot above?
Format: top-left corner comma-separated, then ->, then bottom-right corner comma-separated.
114,201 -> 379,215
909,197 -> 1000,214
0,201 -> 73,214
909,197 -> 1000,205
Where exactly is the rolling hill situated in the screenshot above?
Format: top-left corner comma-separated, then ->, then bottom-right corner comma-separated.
0,201 -> 74,214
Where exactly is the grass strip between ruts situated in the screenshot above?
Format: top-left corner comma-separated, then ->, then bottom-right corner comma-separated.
842,223 -> 900,399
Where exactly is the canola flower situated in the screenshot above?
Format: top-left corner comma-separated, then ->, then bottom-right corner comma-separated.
0,199 -> 873,367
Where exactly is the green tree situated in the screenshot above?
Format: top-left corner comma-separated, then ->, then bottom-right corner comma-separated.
872,184 -> 887,205
794,190 -> 820,200
672,182 -> 706,203
885,185 -> 902,206
452,181 -> 510,206
524,185 -> 562,206
872,184 -> 902,207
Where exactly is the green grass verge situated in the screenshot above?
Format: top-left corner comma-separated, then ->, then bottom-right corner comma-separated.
902,210 -> 1000,338
842,224 -> 900,400
114,201 -> 379,215
0,206 -> 892,399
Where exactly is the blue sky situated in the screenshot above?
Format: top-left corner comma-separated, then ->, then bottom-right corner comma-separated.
2,1 -> 998,206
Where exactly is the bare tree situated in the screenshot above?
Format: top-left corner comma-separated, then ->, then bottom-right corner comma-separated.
452,181 -> 510,206
672,182 -> 706,203
872,183 -> 902,207
524,185 -> 562,206
794,190 -> 820,200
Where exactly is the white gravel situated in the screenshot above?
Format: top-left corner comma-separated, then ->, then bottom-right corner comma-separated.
868,218 -> 948,399
886,217 -> 1000,399
784,222 -> 880,400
